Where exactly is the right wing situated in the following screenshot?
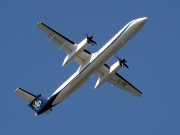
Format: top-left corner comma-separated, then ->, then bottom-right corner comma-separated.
37,22 -> 91,65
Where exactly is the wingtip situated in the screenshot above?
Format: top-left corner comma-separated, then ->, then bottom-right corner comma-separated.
14,87 -> 21,93
137,92 -> 142,97
36,22 -> 43,26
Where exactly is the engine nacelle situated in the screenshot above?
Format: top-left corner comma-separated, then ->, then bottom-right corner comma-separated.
62,38 -> 90,66
94,61 -> 122,89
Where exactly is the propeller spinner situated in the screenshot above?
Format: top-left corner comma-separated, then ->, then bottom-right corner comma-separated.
116,56 -> 129,69
84,33 -> 97,46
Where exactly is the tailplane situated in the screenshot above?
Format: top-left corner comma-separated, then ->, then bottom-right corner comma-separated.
14,88 -> 52,115
29,95 -> 47,113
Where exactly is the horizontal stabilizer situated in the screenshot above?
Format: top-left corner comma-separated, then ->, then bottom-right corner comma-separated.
45,109 -> 52,115
14,88 -> 36,103
15,87 -> 51,115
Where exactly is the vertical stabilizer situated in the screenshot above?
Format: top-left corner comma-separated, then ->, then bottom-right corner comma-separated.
29,96 -> 47,113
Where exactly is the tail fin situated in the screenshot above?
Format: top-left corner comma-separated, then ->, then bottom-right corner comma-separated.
15,88 -> 52,115
29,96 -> 47,113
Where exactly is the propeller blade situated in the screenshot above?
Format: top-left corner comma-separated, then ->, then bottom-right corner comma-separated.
116,56 -> 120,61
83,33 -> 97,46
91,40 -> 97,45
115,56 -> 129,69
124,63 -> 129,69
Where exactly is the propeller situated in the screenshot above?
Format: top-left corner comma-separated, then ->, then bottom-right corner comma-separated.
116,56 -> 129,69
84,33 -> 97,46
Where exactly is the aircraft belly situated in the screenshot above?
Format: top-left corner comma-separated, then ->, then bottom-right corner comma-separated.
52,45 -> 121,105
52,87 -> 74,105
13,18 -> 147,116
51,72 -> 91,105
51,20 -> 145,106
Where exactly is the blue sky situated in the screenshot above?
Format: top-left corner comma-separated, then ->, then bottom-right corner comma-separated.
1,0 -> 180,134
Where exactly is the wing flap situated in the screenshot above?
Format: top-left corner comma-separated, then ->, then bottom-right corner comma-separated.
14,88 -> 36,103
94,64 -> 110,77
74,50 -> 92,65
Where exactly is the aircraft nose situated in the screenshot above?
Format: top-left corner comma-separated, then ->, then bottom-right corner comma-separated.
137,17 -> 148,24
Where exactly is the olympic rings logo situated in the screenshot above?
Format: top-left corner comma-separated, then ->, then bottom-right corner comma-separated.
32,100 -> 41,110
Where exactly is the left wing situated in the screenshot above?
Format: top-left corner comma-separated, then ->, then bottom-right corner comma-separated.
37,22 -> 91,65
108,73 -> 142,97
95,64 -> 142,97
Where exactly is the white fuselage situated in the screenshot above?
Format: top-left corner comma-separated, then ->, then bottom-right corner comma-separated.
50,17 -> 147,105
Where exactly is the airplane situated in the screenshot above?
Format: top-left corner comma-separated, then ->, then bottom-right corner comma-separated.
14,17 -> 147,116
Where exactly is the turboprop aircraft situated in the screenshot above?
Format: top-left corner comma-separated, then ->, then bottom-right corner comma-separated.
14,17 -> 147,116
